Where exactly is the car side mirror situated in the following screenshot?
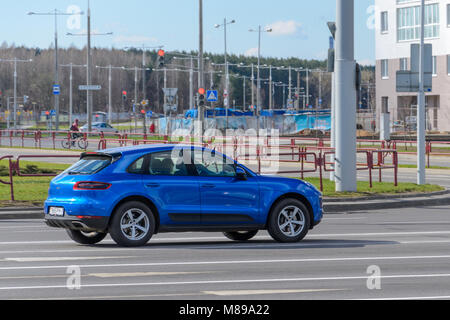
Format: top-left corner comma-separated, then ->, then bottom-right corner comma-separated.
236,167 -> 247,181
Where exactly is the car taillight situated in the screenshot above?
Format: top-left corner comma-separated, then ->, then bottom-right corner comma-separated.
74,182 -> 111,190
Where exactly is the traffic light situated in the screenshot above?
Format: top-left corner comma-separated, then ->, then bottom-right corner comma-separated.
157,49 -> 165,68
198,88 -> 206,107
122,91 -> 127,102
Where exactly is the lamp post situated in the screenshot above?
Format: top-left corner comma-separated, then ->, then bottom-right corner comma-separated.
215,18 -> 236,125
61,63 -> 87,126
96,65 -> 127,124
249,26 -> 272,128
123,66 -> 152,131
28,9 -> 83,130
67,0 -> 112,132
124,45 -> 164,101
0,58 -> 33,129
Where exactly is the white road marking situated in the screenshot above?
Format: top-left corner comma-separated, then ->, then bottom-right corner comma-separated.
1,254 -> 450,271
27,293 -> 203,300
0,230 -> 450,246
3,256 -> 135,263
203,289 -> 347,296
1,273 -> 450,291
361,296 -> 450,301
89,271 -> 213,278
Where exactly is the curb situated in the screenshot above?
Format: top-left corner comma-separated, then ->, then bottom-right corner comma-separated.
324,193 -> 450,213
323,189 -> 450,203
0,207 -> 43,219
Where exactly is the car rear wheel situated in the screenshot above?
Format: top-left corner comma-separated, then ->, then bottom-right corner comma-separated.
267,199 -> 310,243
109,201 -> 155,247
66,229 -> 107,245
223,231 -> 258,242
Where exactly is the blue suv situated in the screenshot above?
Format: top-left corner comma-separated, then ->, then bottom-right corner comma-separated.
45,145 -> 323,247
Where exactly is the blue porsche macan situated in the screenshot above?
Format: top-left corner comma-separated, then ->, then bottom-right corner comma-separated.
45,145 -> 323,247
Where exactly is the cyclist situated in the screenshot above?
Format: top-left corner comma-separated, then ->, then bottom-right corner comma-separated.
70,119 -> 82,146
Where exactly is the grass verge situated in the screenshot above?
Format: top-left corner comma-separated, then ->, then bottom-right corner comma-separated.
301,177 -> 444,198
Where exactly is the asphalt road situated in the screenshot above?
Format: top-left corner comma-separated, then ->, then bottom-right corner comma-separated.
0,206 -> 450,300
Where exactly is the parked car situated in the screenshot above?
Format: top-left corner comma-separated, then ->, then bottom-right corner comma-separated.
44,145 -> 323,247
80,122 -> 119,134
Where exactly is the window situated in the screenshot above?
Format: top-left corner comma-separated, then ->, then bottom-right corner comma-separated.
397,4 -> 440,41
432,56 -> 437,76
381,59 -> 389,79
400,58 -> 408,71
193,151 -> 236,178
128,157 -> 145,174
381,11 -> 389,33
67,155 -> 112,175
148,150 -> 188,176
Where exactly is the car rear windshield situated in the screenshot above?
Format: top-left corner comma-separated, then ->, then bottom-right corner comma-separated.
67,155 -> 112,175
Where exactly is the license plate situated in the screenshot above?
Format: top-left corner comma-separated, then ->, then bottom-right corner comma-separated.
49,207 -> 65,217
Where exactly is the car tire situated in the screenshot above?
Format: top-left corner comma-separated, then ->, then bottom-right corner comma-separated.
267,199 -> 311,243
66,229 -> 107,245
109,201 -> 155,247
223,231 -> 258,242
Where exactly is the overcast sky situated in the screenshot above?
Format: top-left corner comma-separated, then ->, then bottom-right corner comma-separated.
1,0 -> 375,65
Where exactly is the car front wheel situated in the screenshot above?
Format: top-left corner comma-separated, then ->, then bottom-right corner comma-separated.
267,199 -> 310,243
109,201 -> 155,247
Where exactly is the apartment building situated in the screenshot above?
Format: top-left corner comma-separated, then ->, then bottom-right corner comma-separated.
375,0 -> 450,132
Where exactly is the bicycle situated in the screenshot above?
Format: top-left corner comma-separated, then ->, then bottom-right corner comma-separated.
61,134 -> 89,150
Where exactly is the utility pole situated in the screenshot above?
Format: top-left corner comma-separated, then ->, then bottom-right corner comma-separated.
96,65 -> 126,125
335,0 -> 357,192
251,63 -> 255,108
198,0 -> 205,128
296,69 -> 301,110
28,9 -> 82,130
269,65 -> 273,111
67,1 -> 111,131
87,0 -> 92,132
61,63 -> 86,126
243,76 -> 246,111
190,57 -> 194,110
417,0 -> 426,185
0,58 -> 32,129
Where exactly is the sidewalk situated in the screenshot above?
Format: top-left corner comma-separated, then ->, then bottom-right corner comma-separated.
0,190 -> 449,219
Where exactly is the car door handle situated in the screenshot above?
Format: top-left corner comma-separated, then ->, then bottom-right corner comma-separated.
146,183 -> 160,188
201,184 -> 216,189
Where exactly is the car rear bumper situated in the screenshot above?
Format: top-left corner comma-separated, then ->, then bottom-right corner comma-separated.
45,215 -> 109,232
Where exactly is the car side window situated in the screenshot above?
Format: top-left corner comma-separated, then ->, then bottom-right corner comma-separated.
148,150 -> 188,176
193,150 -> 236,178
127,156 -> 146,174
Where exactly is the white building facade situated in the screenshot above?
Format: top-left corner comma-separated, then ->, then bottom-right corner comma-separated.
375,0 -> 450,132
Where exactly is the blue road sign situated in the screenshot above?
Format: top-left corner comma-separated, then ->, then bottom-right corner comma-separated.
53,85 -> 60,95
206,90 -> 218,102
50,110 -> 56,116
146,111 -> 153,117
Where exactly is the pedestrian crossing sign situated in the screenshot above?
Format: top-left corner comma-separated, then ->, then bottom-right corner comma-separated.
206,90 -> 218,102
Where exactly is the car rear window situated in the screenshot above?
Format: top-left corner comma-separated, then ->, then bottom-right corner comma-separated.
67,155 -> 112,175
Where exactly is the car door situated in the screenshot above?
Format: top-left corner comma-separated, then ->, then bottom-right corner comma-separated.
141,149 -> 202,228
192,148 -> 260,227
